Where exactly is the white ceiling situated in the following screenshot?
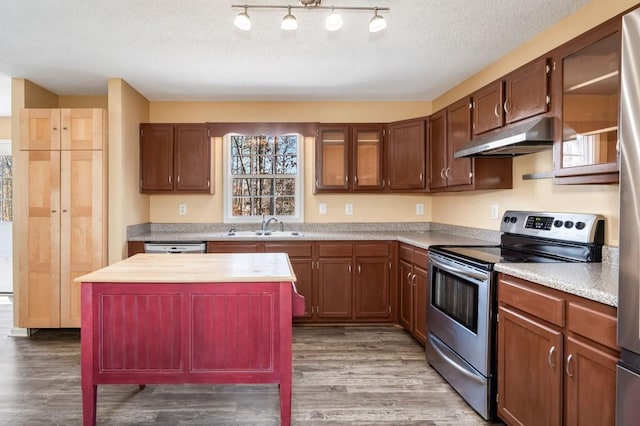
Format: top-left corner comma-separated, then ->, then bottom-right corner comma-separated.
0,0 -> 591,108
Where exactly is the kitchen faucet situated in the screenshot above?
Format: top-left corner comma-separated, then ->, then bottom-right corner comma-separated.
261,214 -> 283,232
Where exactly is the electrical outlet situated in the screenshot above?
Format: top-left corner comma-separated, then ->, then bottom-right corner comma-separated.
319,203 -> 327,215
416,203 -> 424,215
491,204 -> 499,220
345,204 -> 353,215
179,204 -> 187,215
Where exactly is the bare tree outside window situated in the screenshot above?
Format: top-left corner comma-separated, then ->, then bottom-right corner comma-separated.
0,155 -> 12,222
229,135 -> 299,218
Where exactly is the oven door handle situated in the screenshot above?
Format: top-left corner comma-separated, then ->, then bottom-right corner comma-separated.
428,253 -> 489,282
427,334 -> 486,384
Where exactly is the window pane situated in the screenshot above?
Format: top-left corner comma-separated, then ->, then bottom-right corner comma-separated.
276,136 -> 297,154
254,155 -> 273,174
275,197 -> 295,215
275,178 -> 295,196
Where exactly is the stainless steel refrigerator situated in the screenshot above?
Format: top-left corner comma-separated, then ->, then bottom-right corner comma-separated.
617,7 -> 640,425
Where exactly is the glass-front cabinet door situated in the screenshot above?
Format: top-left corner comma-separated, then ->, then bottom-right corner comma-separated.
351,125 -> 384,191
315,125 -> 349,191
554,19 -> 621,184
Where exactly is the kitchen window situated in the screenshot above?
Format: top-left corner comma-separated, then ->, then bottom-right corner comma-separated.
0,155 -> 11,222
223,134 -> 303,223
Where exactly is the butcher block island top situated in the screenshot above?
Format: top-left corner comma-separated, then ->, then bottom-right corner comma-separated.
76,252 -> 297,283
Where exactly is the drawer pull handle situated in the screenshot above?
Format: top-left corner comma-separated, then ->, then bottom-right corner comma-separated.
547,346 -> 556,369
565,354 -> 573,377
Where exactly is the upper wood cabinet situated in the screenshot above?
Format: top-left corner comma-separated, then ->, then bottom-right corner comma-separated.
314,124 -> 385,192
552,19 -> 621,184
17,108 -> 107,328
429,99 -> 513,192
140,123 -> 212,193
20,108 -> 105,151
387,118 -> 427,191
472,57 -> 551,137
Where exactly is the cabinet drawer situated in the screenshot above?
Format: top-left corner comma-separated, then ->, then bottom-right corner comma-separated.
399,244 -> 414,262
413,248 -> 428,267
207,242 -> 260,253
499,275 -> 564,327
318,243 -> 353,257
264,243 -> 313,258
355,243 -> 389,257
567,301 -> 618,351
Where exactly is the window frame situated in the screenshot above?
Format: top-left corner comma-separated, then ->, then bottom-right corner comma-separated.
223,133 -> 304,224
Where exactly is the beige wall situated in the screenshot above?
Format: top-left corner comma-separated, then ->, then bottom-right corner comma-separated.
59,95 -> 108,109
0,117 -> 10,139
148,101 -> 434,224
107,79 -> 150,263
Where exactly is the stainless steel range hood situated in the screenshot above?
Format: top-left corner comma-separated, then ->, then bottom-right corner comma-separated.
454,116 -> 554,158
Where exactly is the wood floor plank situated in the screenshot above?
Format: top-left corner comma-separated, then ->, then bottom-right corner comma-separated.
0,297 -> 496,425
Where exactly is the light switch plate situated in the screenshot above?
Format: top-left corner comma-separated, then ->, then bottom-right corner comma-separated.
416,203 -> 424,215
319,203 -> 327,215
179,204 -> 187,215
345,204 -> 353,215
491,204 -> 499,220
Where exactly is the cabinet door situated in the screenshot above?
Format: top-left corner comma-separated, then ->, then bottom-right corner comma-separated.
315,125 -> 349,191
17,150 -> 61,327
387,119 -> 426,190
354,256 -> 390,319
264,242 -> 315,321
504,58 -> 549,125
19,109 -> 61,150
428,110 -> 447,190
398,259 -> 414,331
564,336 -> 617,426
352,125 -> 385,191
317,257 -> 352,320
59,150 -> 105,327
554,21 -> 620,183
140,124 -> 174,192
498,306 -> 563,426
472,81 -> 503,136
206,242 -> 261,253
446,98 -> 473,187
61,109 -> 106,150
413,264 -> 428,345
175,124 -> 211,192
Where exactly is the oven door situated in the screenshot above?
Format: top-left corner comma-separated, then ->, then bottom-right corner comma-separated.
426,251 -> 494,376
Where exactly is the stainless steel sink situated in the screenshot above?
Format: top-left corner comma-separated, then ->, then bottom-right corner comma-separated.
223,230 -> 303,238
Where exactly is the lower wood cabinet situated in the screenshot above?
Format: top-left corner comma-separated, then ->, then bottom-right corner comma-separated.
497,273 -> 618,426
204,240 -> 394,324
398,243 -> 428,345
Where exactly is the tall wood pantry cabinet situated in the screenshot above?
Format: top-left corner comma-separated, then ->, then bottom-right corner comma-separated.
16,108 -> 107,328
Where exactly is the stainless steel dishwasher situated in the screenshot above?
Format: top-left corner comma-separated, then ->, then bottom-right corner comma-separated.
144,242 -> 206,254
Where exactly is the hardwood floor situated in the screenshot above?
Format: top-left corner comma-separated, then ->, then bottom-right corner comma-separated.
0,296 -> 493,425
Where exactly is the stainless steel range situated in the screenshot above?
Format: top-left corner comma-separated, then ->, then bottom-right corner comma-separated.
426,210 -> 604,420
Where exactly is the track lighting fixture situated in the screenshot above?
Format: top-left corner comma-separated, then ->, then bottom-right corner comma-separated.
234,6 -> 252,31
232,1 -> 388,32
368,8 -> 387,33
281,6 -> 298,30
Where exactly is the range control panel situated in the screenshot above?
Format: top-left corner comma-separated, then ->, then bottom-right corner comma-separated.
500,211 -> 604,244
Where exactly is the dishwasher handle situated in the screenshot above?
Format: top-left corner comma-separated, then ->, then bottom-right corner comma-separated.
144,242 -> 206,254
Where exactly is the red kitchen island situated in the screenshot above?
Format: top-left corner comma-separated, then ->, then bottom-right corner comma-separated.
77,252 -> 303,426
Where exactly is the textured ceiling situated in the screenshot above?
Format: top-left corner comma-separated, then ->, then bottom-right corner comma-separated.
0,0 -> 591,110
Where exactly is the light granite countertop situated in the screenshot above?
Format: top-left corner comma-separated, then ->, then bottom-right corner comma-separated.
128,223 -> 618,308
495,262 -> 618,307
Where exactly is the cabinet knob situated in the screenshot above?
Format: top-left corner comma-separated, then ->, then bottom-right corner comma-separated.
315,178 -> 319,188
494,104 -> 500,118
51,210 -> 57,213
440,169 -> 446,179
52,127 -> 58,131
62,209 -> 68,213
444,168 -> 451,179
207,179 -> 210,188
565,354 -> 573,378
354,175 -> 358,184
419,172 -> 423,182
503,100 -> 511,115
168,175 -> 172,184
62,127 -> 68,130
547,346 -> 556,369
177,175 -> 180,184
